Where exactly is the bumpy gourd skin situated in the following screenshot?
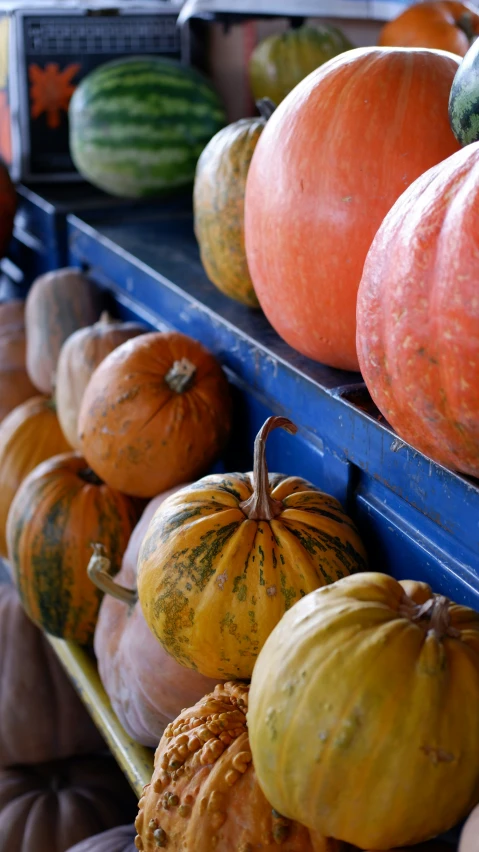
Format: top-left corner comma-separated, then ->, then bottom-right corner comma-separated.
194,118 -> 265,308
248,572 -> 479,850
137,471 -> 367,680
135,682 -> 339,852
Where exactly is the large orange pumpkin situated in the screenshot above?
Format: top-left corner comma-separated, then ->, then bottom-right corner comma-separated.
0,582 -> 103,766
78,331 -> 232,498
7,452 -> 140,644
0,395 -> 71,556
56,312 -> 145,449
244,47 -> 461,371
379,2 -> 479,56
90,486 -> 220,747
357,142 -> 479,476
135,681 -> 340,852
25,268 -> 103,394
137,416 -> 367,680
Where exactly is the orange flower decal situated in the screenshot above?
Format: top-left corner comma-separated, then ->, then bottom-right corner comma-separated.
29,62 -> 81,129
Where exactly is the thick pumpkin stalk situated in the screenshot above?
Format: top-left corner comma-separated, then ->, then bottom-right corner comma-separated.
400,592 -> 461,640
240,416 -> 297,520
88,543 -> 137,605
164,358 -> 196,393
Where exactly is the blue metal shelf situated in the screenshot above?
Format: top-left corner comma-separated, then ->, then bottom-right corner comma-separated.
66,206 -> 479,613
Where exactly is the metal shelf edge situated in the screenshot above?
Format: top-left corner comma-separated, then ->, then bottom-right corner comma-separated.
46,635 -> 154,799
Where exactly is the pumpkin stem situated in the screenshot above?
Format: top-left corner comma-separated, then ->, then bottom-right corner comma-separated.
79,467 -> 103,486
165,358 -> 197,393
239,416 -> 298,521
98,311 -> 116,325
457,13 -> 476,44
401,593 -> 461,640
256,97 -> 277,121
87,543 -> 138,606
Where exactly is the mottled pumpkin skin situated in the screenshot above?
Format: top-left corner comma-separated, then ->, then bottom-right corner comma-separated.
194,118 -> 265,308
0,756 -> 137,852
248,572 -> 479,849
66,825 -> 136,852
135,682 -> 339,852
25,267 -> 103,394
245,47 -> 461,371
56,313 -> 145,449
94,487 -> 219,747
78,331 -> 232,498
137,473 -> 367,679
379,1 -> 479,55
7,452 -> 140,644
0,583 -> 103,766
0,396 -> 71,556
249,25 -> 353,105
357,143 -> 479,476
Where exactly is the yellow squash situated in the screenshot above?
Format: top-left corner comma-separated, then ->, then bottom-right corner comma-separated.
248,572 -> 479,849
137,416 -> 367,680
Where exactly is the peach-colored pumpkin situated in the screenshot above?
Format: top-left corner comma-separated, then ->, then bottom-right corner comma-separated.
91,486 -> 220,747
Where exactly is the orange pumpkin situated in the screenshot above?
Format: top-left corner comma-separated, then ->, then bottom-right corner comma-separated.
90,487 -> 220,747
0,304 -> 37,422
78,331 -> 232,498
0,395 -> 71,556
0,161 -> 16,258
379,2 -> 479,56
7,452 -> 141,644
0,582 -> 103,766
25,267 -> 103,394
244,47 -> 461,371
56,312 -> 145,449
357,142 -> 479,476
135,681 -> 340,852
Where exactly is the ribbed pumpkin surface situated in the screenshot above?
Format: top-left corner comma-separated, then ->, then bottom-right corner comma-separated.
0,396 -> 71,556
69,57 -> 226,198
7,452 -> 140,644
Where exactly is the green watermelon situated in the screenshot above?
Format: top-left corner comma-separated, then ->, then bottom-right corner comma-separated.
69,56 -> 226,198
449,39 -> 479,146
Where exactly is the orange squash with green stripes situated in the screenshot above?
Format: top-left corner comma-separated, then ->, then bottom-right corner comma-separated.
7,452 -> 140,644
137,416 -> 367,680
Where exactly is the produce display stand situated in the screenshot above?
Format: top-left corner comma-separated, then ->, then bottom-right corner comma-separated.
46,637 -> 154,798
6,184 -> 475,844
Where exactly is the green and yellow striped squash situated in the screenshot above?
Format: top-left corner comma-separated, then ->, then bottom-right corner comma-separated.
69,56 -> 227,198
7,452 -> 141,645
137,416 -> 367,679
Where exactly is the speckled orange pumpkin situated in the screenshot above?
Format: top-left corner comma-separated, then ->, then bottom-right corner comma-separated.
78,331 -> 232,498
194,100 -> 275,308
137,416 -> 367,680
7,452 -> 141,644
135,681 -> 340,852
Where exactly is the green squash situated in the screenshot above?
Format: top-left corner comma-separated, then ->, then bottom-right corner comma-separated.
249,25 -> 353,106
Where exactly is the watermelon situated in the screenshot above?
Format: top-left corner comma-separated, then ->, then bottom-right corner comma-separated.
69,56 -> 226,198
449,39 -> 479,146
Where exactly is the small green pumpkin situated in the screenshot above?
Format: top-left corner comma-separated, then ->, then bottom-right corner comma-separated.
249,25 -> 353,106
194,100 -> 274,308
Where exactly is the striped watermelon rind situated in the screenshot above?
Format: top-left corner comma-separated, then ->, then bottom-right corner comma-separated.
69,56 -> 227,198
449,40 -> 479,146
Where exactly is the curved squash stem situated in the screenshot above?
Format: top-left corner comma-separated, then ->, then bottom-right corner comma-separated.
98,311 -> 116,325
87,542 -> 137,606
165,358 -> 197,393
256,97 -> 277,121
240,416 -> 298,520
400,593 -> 460,640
